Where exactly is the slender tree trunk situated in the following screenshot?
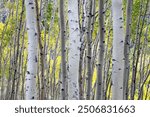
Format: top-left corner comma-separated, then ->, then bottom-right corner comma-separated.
96,0 -> 105,100
123,0 -> 133,100
111,0 -> 125,100
68,0 -> 81,100
59,0 -> 67,100
25,0 -> 38,100
10,0 -> 23,100
79,0 -> 87,100
35,0 -> 46,100
130,0 -> 142,100
86,0 -> 92,100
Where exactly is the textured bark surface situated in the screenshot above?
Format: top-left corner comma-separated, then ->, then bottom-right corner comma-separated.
111,0 -> 125,100
25,0 -> 38,100
68,0 -> 81,100
123,0 -> 133,100
86,0 -> 92,100
96,0 -> 105,100
59,0 -> 67,100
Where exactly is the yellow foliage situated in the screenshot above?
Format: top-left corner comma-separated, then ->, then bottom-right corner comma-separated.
0,22 -> 4,34
92,68 -> 97,87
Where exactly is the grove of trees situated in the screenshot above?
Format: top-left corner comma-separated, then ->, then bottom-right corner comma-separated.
0,0 -> 149,100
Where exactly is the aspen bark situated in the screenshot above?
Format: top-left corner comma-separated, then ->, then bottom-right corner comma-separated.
59,0 -> 67,100
35,0 -> 46,100
86,0 -> 92,100
25,0 -> 38,100
123,0 -> 133,100
111,0 -> 125,100
96,0 -> 105,100
68,0 -> 81,100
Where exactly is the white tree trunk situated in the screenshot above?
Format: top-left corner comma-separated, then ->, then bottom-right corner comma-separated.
111,0 -> 125,100
68,0 -> 81,100
25,0 -> 38,100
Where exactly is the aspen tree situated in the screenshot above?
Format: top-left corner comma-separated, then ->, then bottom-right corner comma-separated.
111,0 -> 125,100
59,0 -> 67,100
123,0 -> 133,100
86,0 -> 92,100
78,0 -> 87,100
96,0 -> 105,100
25,0 -> 38,100
68,0 -> 81,100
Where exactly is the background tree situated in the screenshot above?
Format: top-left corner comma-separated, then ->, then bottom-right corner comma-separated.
59,0 -> 67,100
0,0 -> 149,100
96,0 -> 105,100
